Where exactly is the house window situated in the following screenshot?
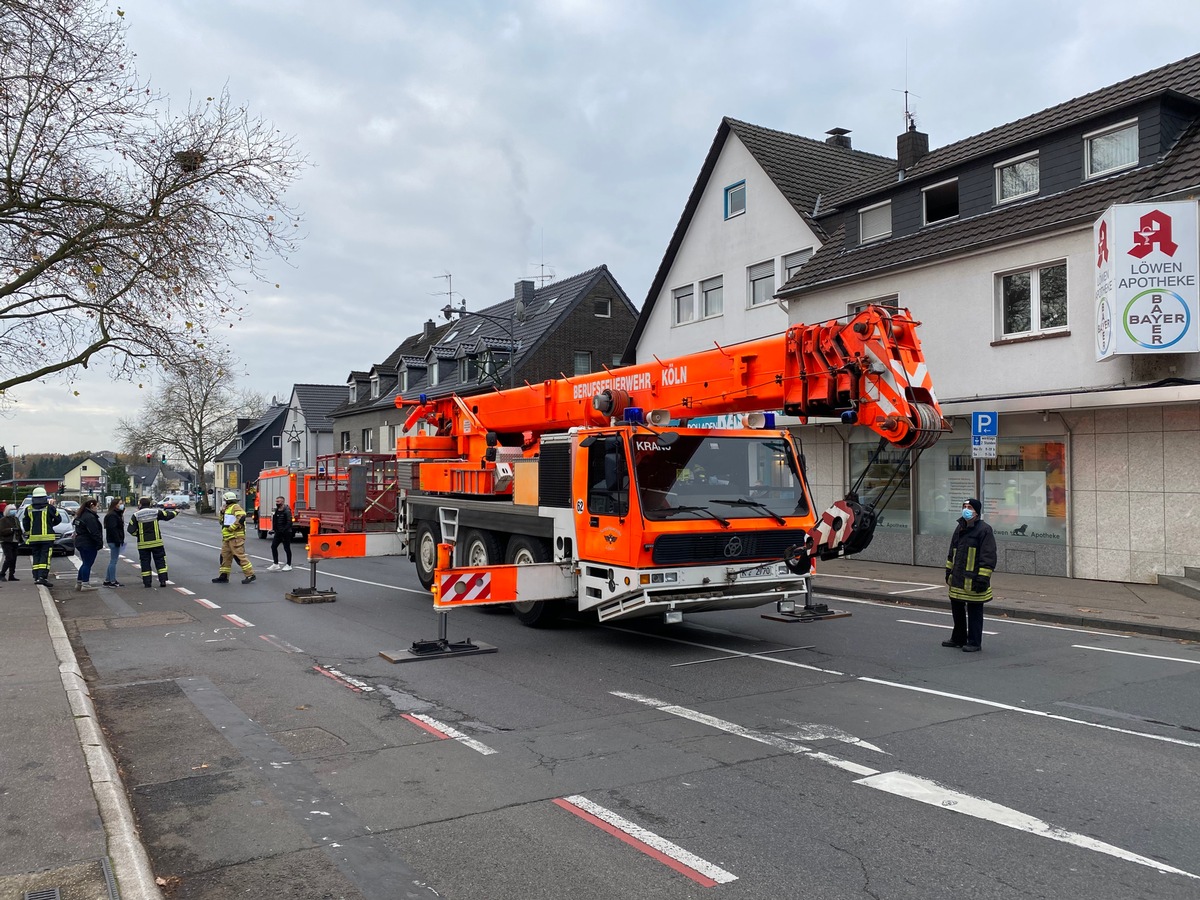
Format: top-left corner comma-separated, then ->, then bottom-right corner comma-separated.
859,201 -> 892,243
998,262 -> 1068,338
361,429 -> 373,452
672,284 -> 695,324
594,297 -> 611,318
573,351 -> 592,375
348,383 -> 357,403
995,152 -> 1039,203
1085,120 -> 1138,178
922,179 -> 959,224
82,464 -> 88,471
724,181 -> 746,219
701,276 -> 723,318
849,296 -> 899,317
429,361 -> 440,386
748,261 -> 775,307
783,249 -> 814,280
399,370 -> 408,392
459,357 -> 478,382
370,376 -> 380,399
340,431 -> 350,451
272,435 -> 281,448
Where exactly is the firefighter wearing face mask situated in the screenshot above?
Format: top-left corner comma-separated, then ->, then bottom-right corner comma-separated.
943,497 -> 996,653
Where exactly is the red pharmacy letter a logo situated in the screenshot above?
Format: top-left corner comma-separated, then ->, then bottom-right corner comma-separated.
1129,209 -> 1179,259
1097,220 -> 1109,267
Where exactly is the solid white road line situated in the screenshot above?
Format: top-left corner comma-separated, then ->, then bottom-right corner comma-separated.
898,619 -> 998,635
404,713 -> 497,756
606,627 -> 844,675
1073,644 -> 1200,665
826,595 -> 1131,637
556,795 -> 737,885
856,771 -> 1198,880
858,677 -> 1200,749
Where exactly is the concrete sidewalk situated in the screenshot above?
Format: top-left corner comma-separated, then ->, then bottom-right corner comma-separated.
0,570 -> 161,900
814,557 -> 1200,642
1,553 -> 1196,898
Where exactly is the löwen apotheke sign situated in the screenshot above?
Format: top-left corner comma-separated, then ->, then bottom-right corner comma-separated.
1094,200 -> 1199,360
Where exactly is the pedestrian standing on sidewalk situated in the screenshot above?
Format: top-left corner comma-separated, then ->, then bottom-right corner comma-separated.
129,497 -> 177,588
72,498 -> 104,592
213,491 -> 255,584
267,496 -> 293,572
103,498 -> 126,587
0,506 -> 21,581
943,497 -> 996,652
20,487 -> 61,585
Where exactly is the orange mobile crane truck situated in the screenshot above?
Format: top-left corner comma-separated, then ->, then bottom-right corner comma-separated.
311,305 -> 948,627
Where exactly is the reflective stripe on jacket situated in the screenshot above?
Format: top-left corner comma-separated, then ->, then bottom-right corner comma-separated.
221,503 -> 248,541
945,517 -> 996,602
21,504 -> 61,543
130,508 -> 176,549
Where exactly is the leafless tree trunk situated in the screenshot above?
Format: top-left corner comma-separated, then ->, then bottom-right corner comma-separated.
118,352 -> 264,510
0,0 -> 304,398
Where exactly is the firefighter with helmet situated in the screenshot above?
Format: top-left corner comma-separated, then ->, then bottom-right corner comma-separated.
21,487 -> 61,585
213,491 -> 256,584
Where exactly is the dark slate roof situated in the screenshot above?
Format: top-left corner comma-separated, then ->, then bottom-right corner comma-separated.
291,384 -> 348,430
823,51 -> 1200,211
217,404 -> 287,462
419,265 -> 636,401
625,117 -> 896,360
784,118 -> 1200,296
329,321 -> 455,420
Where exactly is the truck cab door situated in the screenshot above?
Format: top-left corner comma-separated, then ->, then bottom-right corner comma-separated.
575,433 -> 638,569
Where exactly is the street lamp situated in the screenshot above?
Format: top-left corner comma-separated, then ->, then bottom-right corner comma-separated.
441,299 -> 528,389
8,444 -> 17,482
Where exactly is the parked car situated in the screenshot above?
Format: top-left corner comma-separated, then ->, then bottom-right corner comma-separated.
15,528 -> 76,557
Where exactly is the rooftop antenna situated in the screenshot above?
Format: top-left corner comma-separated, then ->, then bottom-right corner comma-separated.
528,228 -> 555,287
432,272 -> 467,312
892,41 -> 920,131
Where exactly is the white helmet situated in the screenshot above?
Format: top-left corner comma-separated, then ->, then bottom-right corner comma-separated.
223,491 -> 238,502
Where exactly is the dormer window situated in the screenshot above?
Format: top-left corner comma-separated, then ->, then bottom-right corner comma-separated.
370,375 -> 380,398
1085,120 -> 1138,179
859,201 -> 892,243
724,181 -> 746,219
429,362 -> 440,387
399,370 -> 408,392
348,383 -> 357,403
922,178 -> 959,225
995,152 -> 1039,204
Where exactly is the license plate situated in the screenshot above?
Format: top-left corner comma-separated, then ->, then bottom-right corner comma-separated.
738,563 -> 783,580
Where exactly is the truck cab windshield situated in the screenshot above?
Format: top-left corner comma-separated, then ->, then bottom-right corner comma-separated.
631,433 -> 809,521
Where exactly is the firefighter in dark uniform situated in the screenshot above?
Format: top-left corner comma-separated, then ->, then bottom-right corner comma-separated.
128,497 -> 177,588
21,487 -> 62,585
943,497 -> 996,652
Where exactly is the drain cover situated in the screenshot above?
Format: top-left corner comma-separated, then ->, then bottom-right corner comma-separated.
24,889 -> 61,900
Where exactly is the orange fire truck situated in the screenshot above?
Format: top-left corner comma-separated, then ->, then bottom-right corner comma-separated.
310,305 -> 947,626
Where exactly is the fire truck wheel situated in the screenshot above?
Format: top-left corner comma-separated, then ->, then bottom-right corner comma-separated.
414,520 -> 442,589
505,535 -> 550,566
508,535 -> 559,626
461,529 -> 503,567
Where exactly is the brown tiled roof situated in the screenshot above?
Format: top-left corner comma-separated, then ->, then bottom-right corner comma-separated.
782,120 -> 1200,295
824,51 -> 1200,210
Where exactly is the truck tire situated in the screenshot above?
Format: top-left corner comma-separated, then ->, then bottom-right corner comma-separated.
506,536 -> 561,627
414,520 -> 441,589
461,529 -> 503,567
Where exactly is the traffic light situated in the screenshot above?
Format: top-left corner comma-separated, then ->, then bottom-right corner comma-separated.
145,452 -> 152,463
161,452 -> 168,464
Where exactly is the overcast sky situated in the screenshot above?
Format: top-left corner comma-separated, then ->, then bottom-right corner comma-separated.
6,0 -> 1200,456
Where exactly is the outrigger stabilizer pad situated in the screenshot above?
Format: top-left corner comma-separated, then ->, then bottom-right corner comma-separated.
286,586 -> 337,603
379,637 -> 497,664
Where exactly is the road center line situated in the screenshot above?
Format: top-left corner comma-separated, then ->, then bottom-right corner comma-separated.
554,795 -> 737,886
858,677 -> 1200,749
1072,644 -> 1200,665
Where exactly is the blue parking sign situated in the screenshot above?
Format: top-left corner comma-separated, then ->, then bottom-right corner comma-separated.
971,412 -> 998,436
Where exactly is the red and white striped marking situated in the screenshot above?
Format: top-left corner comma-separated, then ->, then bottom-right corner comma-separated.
260,634 -> 303,653
439,571 -> 491,601
193,598 -> 221,610
401,713 -> 496,756
313,665 -> 375,693
175,586 -> 195,595
221,613 -> 254,628
553,795 -> 736,886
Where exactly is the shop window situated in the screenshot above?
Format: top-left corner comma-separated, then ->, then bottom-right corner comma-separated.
849,443 -> 911,533
916,439 -> 1066,542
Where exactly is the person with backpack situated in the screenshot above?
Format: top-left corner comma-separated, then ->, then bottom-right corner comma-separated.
21,487 -> 61,585
129,497 -> 177,588
72,498 -> 104,592
103,498 -> 127,587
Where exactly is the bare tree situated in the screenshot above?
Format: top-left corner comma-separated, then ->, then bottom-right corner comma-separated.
0,0 -> 304,397
118,352 -> 265,510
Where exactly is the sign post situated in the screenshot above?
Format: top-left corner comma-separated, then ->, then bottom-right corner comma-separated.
971,412 -> 998,509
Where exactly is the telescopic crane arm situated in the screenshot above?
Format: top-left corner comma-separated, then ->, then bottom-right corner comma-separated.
398,305 -> 948,459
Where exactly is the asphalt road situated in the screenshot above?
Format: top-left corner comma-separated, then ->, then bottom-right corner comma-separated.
59,511 -> 1200,899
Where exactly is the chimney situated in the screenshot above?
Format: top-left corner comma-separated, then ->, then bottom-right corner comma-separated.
825,127 -> 852,150
423,318 -> 436,339
514,279 -> 536,307
897,122 -> 929,171
236,418 -> 251,431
